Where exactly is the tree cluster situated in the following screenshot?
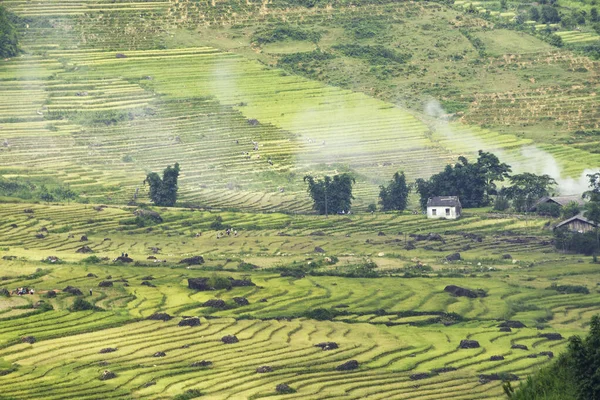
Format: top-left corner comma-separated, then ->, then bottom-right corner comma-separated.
145,163 -> 180,207
304,173 -> 355,215
379,172 -> 410,211
0,6 -> 19,58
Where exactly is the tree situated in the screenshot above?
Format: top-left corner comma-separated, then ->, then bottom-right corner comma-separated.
144,163 -> 180,207
415,151 -> 508,209
304,173 -> 355,215
562,201 -> 581,218
529,6 -> 540,21
592,8 -> 599,22
584,172 -> 600,202
379,171 -> 411,211
0,6 -> 19,58
541,5 -> 561,23
584,201 -> 600,252
501,173 -> 557,212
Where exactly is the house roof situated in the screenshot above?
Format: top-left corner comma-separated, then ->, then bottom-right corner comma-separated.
534,195 -> 585,209
555,213 -> 597,229
427,196 -> 461,208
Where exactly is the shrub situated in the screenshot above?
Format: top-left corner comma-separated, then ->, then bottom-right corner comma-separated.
546,283 -> 589,294
537,202 -> 561,217
70,298 -> 103,311
562,201 -> 581,218
208,274 -> 232,290
81,255 -> 102,264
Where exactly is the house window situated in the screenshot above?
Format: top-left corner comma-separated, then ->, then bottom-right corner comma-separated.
445,208 -> 450,216
432,209 -> 437,216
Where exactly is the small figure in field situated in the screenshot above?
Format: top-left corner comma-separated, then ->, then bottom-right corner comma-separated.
121,252 -> 125,257
125,253 -> 128,258
90,289 -> 93,296
234,230 -> 238,237
30,289 -> 34,295
267,159 -> 273,166
235,140 -> 239,144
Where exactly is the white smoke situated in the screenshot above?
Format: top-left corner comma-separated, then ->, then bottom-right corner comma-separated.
424,99 -> 599,196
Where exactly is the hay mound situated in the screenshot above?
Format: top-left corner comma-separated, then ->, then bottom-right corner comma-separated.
45,290 -> 56,298
511,344 -> 528,350
76,246 -> 94,254
498,320 -> 526,329
410,372 -> 434,380
87,273 -> 98,278
275,384 -> 295,394
314,342 -> 338,351
133,209 -> 162,223
188,278 -> 210,290
444,285 -> 485,298
479,373 -> 519,382
99,348 -> 117,354
100,370 -> 116,380
21,336 -> 36,344
80,235 -> 88,242
63,286 -> 83,296
256,366 -> 273,373
336,360 -> 359,371
147,313 -> 172,322
230,278 -> 255,287
502,254 -> 512,259
179,317 -> 201,327
221,335 -> 239,344
431,367 -> 457,373
179,256 -> 204,265
539,333 -> 563,340
233,297 -> 249,306
115,256 -> 133,263
141,281 -> 156,288
153,351 -> 166,357
203,299 -> 226,308
499,327 -> 512,332
539,351 -> 554,358
191,360 -> 212,367
141,276 -> 154,280
459,340 -> 480,349
445,252 -> 461,261
490,355 -> 505,361
314,246 -> 325,253
98,281 -> 113,287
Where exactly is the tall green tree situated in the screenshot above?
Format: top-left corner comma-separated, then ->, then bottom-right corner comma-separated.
304,173 -> 355,215
0,6 -> 19,58
379,171 -> 411,211
501,173 -> 557,212
144,163 -> 180,207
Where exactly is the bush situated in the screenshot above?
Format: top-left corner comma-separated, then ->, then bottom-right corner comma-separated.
537,202 -> 561,217
562,201 -> 581,219
208,274 -> 232,290
0,6 -> 19,58
554,228 -> 599,256
304,308 -> 339,321
70,298 -> 103,311
493,195 -> 510,211
546,283 -> 590,294
81,255 -> 102,264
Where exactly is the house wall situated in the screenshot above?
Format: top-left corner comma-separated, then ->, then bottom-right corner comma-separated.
565,220 -> 596,233
427,206 -> 460,219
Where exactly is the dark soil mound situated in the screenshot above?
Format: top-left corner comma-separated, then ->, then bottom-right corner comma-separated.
411,233 -> 444,242
431,367 -> 457,373
221,335 -> 239,344
24,209 -> 34,214
539,351 -> 554,358
99,348 -> 117,354
63,286 -> 83,296
87,273 -> 98,278
141,281 -> 156,288
45,290 -> 57,298
256,366 -> 273,373
444,285 -> 485,298
115,256 -> 133,263
445,252 -> 461,261
498,320 -> 526,329
141,276 -> 154,280
153,351 -> 166,357
80,235 -> 88,242
230,278 -> 255,287
179,317 -> 201,327
203,299 -> 227,308
502,254 -> 512,259
336,360 -> 359,371
76,246 -> 94,254
410,372 -> 434,380
314,246 -> 325,253
21,336 -> 36,344
2,255 -> 16,260
35,234 -> 45,239
539,333 -> 563,340
98,281 -> 113,287
333,304 -> 349,308
233,297 -> 249,306
314,342 -> 338,351
115,53 -> 127,58
179,255 -> 204,265
142,381 -> 156,388
275,384 -> 295,394
259,298 -> 268,302
0,288 -> 10,297
490,355 -> 505,361
9,224 -> 18,229
377,231 -> 386,236
147,313 -> 172,321
309,231 -> 325,236
511,344 -> 528,350
499,327 -> 512,332
191,360 -> 212,367
188,277 -> 210,290
459,340 -> 480,349
527,354 -> 538,358
479,373 -> 519,382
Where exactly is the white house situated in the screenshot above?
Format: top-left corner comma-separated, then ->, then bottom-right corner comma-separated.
426,196 -> 462,219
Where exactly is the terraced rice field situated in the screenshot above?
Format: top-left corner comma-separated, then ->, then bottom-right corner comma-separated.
0,202 -> 596,399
